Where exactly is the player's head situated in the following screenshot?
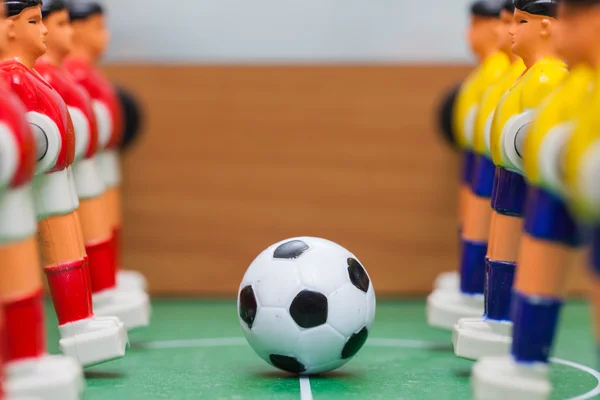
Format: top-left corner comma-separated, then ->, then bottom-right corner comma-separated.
42,0 -> 73,60
68,1 -> 108,59
468,1 -> 503,59
510,0 -> 558,59
497,0 -> 517,55
555,0 -> 600,66
4,0 -> 47,59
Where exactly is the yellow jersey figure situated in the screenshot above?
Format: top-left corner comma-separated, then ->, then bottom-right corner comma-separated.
564,69 -> 600,369
428,0 -> 508,329
452,0 -> 527,360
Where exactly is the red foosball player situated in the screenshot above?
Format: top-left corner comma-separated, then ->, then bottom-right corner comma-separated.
0,308 -> 3,400
64,1 -> 149,329
0,3 -> 83,398
1,0 -> 127,367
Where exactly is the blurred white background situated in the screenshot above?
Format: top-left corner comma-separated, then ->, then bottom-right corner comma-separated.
101,0 -> 474,64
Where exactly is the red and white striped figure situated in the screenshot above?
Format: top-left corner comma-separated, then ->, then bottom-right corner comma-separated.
64,1 -> 149,329
1,0 -> 127,368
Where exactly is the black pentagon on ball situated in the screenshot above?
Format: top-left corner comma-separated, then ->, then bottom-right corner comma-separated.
269,354 -> 306,374
289,290 -> 328,328
347,258 -> 370,293
239,285 -> 257,329
273,240 -> 309,259
341,327 -> 369,359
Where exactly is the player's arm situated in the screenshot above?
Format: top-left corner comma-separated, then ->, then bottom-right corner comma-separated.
0,122 -> 18,191
67,106 -> 90,162
498,66 -> 569,172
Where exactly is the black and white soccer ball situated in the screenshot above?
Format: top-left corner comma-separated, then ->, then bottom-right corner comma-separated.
237,237 -> 376,374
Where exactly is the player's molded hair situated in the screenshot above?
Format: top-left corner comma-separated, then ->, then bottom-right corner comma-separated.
513,0 -> 558,17
503,0 -> 516,12
41,0 -> 67,19
471,0 -> 504,17
5,0 -> 42,18
68,0 -> 103,21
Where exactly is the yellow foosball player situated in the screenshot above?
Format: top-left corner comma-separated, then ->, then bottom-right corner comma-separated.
561,0 -> 600,370
452,0 -> 527,360
428,0 -> 510,330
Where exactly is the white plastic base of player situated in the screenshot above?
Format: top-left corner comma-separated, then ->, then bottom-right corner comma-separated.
472,355 -> 550,400
427,288 -> 484,330
453,317 -> 512,360
5,355 -> 84,400
434,271 -> 459,292
58,316 -> 128,367
93,288 -> 150,330
117,269 -> 148,292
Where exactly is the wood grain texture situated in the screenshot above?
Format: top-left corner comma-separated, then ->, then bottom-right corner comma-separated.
103,64 -> 591,296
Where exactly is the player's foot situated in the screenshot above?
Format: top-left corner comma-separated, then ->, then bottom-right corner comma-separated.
427,288 -> 483,330
434,271 -> 459,292
59,316 -> 128,367
93,288 -> 151,330
117,269 -> 148,292
472,355 -> 550,400
5,354 -> 84,400
452,317 -> 512,360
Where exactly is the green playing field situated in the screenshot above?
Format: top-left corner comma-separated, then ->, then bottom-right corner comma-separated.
43,299 -> 599,400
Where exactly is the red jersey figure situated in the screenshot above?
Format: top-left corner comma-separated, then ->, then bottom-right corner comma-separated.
0,2 -> 84,398
0,0 -> 127,368
39,1 -> 146,331
0,309 -> 3,400
64,1 -> 149,329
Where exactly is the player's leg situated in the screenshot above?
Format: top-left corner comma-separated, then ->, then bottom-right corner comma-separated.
590,227 -> 600,367
428,151 -> 485,327
93,149 -> 150,329
1,236 -> 83,400
429,154 -> 492,329
39,210 -> 128,367
114,85 -> 149,292
79,189 -> 149,330
472,186 -> 581,400
103,151 -> 148,293
461,155 -> 496,297
454,167 -> 526,359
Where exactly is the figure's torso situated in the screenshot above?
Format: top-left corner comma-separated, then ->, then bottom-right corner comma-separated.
63,58 -> 122,151
453,51 -> 511,150
473,59 -> 526,156
490,57 -> 568,167
0,60 -> 75,172
0,79 -> 36,188
524,65 -> 595,188
36,58 -> 99,160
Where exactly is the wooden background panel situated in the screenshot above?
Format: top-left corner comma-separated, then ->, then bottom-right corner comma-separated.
104,64 -> 591,297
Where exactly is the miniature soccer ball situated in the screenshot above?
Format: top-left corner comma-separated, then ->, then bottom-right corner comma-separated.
237,237 -> 376,375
